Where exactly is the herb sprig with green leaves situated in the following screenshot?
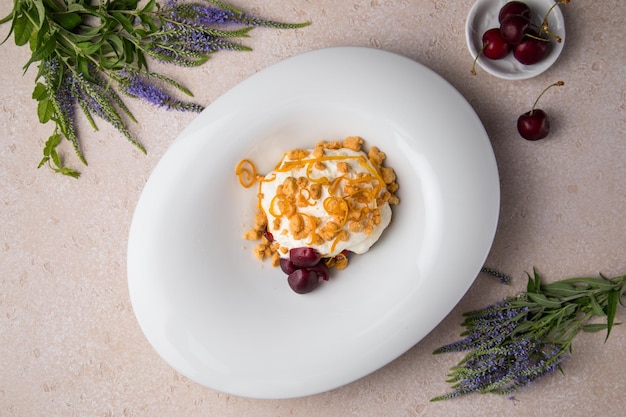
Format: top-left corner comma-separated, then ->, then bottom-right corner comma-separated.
0,0 -> 309,177
432,269 -> 625,401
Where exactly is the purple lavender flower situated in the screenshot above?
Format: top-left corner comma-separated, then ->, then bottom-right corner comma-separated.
119,69 -> 203,113
435,300 -> 529,353
55,76 -> 76,122
163,1 -> 238,26
434,336 -> 567,400
432,295 -> 567,401
433,269 -> 626,401
40,57 -> 84,163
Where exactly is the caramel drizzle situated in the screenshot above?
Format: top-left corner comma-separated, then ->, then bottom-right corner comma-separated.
236,159 -> 276,188
238,150 -> 388,256
235,159 -> 257,188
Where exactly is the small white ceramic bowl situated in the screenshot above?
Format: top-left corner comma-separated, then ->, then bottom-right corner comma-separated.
466,0 -> 566,80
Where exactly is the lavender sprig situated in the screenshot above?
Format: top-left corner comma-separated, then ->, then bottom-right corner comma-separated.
0,0 -> 309,177
432,269 -> 626,401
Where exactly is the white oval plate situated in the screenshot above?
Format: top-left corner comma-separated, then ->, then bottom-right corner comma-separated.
127,47 -> 500,399
466,0 -> 565,80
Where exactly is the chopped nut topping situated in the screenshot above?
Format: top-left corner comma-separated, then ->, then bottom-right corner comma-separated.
312,146 -> 324,158
343,136 -> 364,151
309,183 -> 322,199
368,146 -> 386,166
254,211 -> 267,230
296,176 -> 308,188
243,229 -> 262,240
282,176 -> 298,197
238,136 -> 399,274
337,162 -> 349,174
380,166 -> 396,184
349,221 -> 365,233
287,149 -> 309,159
289,214 -> 304,235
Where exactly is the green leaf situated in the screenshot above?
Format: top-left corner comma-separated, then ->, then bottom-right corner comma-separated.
24,34 -> 57,71
0,8 -> 14,25
588,294 -> 606,317
76,56 -> 91,80
138,14 -> 157,31
561,277 -> 617,291
41,135 -> 81,178
106,34 -> 125,58
605,290 -> 619,341
112,0 -> 140,10
533,269 -> 542,292
54,12 -> 83,31
31,16 -> 51,54
13,13 -> 33,46
37,97 -> 54,123
111,11 -> 135,35
37,155 -> 50,168
43,133 -> 61,156
542,281 -> 579,297
122,37 -> 135,63
0,11 -> 17,45
526,273 -> 536,293
136,49 -> 147,69
77,40 -> 103,55
526,270 -> 543,293
33,0 -> 47,30
581,323 -> 609,333
57,166 -> 81,178
67,3 -> 88,13
50,147 -> 61,168
140,0 -> 157,14
39,133 -> 61,169
525,292 -> 562,309
32,82 -> 48,100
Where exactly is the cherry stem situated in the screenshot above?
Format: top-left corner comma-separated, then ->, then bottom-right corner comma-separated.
471,43 -> 487,75
524,31 -> 551,42
542,25 -> 563,43
529,80 -> 565,114
541,0 -> 570,38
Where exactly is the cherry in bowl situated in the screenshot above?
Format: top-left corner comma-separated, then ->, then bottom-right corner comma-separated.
465,0 -> 566,80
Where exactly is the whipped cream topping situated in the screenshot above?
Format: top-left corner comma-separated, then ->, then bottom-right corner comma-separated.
259,147 -> 393,257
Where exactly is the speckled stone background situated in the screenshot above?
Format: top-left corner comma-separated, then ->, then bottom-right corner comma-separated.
1,1 -> 625,416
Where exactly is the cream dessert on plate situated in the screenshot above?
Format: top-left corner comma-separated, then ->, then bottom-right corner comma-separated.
236,136 -> 399,293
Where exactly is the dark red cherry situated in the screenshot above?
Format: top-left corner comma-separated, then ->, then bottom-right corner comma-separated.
287,269 -> 319,294
307,262 -> 330,281
500,14 -> 531,45
482,28 -> 511,60
471,28 -> 513,74
280,257 -> 298,275
498,1 -> 532,23
517,109 -> 550,140
517,81 -> 564,141
513,30 -> 551,65
289,247 -> 322,268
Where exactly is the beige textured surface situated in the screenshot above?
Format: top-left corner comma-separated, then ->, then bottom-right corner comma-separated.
1,1 -> 625,416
